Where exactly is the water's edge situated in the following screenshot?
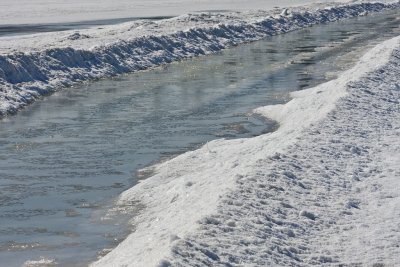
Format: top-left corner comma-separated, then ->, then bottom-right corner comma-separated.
0,1 -> 399,116
0,7 -> 399,267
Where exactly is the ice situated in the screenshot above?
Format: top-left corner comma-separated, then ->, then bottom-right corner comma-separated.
22,257 -> 57,267
0,0 -> 371,25
1,1 -> 399,117
91,32 -> 400,267
0,1 -> 399,266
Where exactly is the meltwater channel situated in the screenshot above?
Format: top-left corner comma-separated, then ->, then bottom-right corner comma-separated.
0,10 -> 399,267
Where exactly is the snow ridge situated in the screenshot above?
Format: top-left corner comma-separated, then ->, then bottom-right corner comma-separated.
91,35 -> 400,267
162,40 -> 400,266
1,1 -> 399,116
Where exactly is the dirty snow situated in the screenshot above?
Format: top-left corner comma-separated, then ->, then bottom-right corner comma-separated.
91,34 -> 400,267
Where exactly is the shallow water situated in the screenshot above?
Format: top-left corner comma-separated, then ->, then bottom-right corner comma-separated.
0,10 -> 399,267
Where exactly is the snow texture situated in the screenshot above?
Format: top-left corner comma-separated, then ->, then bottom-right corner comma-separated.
1,1 -> 400,116
0,0 -> 362,25
91,34 -> 400,267
164,40 -> 400,267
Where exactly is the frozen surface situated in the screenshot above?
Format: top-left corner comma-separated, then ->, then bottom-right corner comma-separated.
1,1 -> 399,116
92,35 -> 400,266
0,0 -> 360,25
2,11 -> 399,266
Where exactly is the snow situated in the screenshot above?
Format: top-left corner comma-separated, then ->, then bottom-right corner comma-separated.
1,1 -> 399,117
0,0 -> 359,25
91,32 -> 400,267
0,1 -> 399,266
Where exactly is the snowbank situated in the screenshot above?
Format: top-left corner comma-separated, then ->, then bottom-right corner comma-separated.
166,41 -> 400,265
1,1 -> 400,116
0,0 -> 361,25
91,31 -> 400,267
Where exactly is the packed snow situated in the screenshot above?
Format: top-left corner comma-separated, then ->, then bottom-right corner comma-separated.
91,34 -> 400,267
0,0 -> 368,25
1,1 -> 399,116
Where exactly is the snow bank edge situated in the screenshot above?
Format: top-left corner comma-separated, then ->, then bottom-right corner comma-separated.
1,1 -> 400,116
91,32 -> 400,267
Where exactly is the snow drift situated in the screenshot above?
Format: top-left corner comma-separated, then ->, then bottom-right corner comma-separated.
1,1 -> 400,116
90,25 -> 400,267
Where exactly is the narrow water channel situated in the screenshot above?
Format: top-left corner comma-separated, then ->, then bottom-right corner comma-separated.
0,10 -> 399,267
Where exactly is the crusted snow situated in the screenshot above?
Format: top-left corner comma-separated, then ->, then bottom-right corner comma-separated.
0,0 -> 364,25
1,1 -> 400,116
91,33 -> 400,267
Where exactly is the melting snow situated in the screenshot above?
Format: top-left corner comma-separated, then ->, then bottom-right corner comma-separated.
91,33 -> 400,267
0,1 -> 399,116
0,1 -> 399,266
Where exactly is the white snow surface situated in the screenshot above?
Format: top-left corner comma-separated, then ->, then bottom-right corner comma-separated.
91,35 -> 400,267
1,1 -> 399,116
0,0 -> 364,25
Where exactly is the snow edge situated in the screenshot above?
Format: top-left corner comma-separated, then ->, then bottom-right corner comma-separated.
90,33 -> 400,267
1,1 -> 399,116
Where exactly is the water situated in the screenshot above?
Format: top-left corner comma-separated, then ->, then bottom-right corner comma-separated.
0,10 -> 399,267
